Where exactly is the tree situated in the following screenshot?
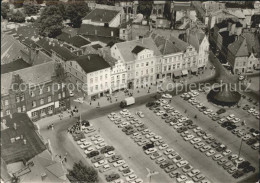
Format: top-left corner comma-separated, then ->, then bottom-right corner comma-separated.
9,11 -> 26,23
65,1 -> 89,28
1,2 -> 9,19
68,161 -> 98,183
23,1 -> 39,16
137,0 -> 153,19
96,0 -> 115,6
37,5 -> 63,37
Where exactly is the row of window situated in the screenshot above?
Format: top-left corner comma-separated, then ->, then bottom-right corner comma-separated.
139,53 -> 153,60
89,74 -> 109,84
111,74 -> 126,81
89,83 -> 109,93
136,76 -> 153,83
136,61 -> 154,68
135,68 -> 153,76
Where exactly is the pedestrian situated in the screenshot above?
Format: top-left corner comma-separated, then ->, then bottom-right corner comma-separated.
169,99 -> 172,103
98,102 -> 100,107
90,101 -> 92,105
194,115 -> 197,119
116,98 -> 118,102
64,157 -> 67,162
184,109 -> 187,113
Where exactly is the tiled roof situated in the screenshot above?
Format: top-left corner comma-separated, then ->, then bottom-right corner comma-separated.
243,32 -> 260,58
1,58 -> 31,74
228,36 -> 249,57
169,35 -> 190,52
75,54 -> 110,74
1,61 -> 56,95
78,24 -> 119,38
68,35 -> 91,48
186,26 -> 206,52
99,47 -> 118,66
131,45 -> 146,54
83,8 -> 120,23
36,38 -> 77,61
1,113 -> 46,164
114,38 -> 161,62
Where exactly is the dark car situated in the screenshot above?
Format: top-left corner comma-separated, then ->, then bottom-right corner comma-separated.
188,124 -> 198,129
146,102 -> 155,107
126,129 -> 136,135
108,155 -> 123,163
216,108 -> 226,114
246,138 -> 257,145
243,166 -> 255,173
100,146 -> 115,154
164,164 -> 178,173
91,155 -> 104,163
160,161 -> 173,169
238,161 -> 250,169
227,125 -> 237,131
122,125 -> 133,132
177,127 -> 188,133
143,143 -> 154,150
199,106 -> 207,112
212,116 -> 221,121
232,171 -> 244,179
105,173 -> 120,182
243,105 -> 250,110
86,150 -> 99,158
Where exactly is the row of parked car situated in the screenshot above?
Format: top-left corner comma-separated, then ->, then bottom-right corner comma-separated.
181,91 -> 260,150
149,98 -> 256,179
72,122 -> 142,183
108,109 -> 211,183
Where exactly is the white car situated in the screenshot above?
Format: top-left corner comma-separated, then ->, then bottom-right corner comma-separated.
158,143 -> 169,150
118,164 -> 129,172
212,154 -> 223,161
133,178 -> 143,183
156,111 -> 165,116
80,142 -> 92,149
187,169 -> 200,177
203,109 -> 213,115
90,135 -> 101,141
190,138 -> 202,144
145,132 -> 156,138
184,135 -> 195,141
113,160 -> 126,167
94,160 -> 108,168
222,149 -> 232,156
155,157 -> 167,164
176,175 -> 188,183
162,93 -> 173,99
145,148 -> 157,155
193,127 -> 202,133
150,135 -> 162,142
84,147 -> 96,154
94,138 -> 105,145
177,160 -> 189,168
126,174 -> 137,182
206,150 -> 215,157
163,148 -> 175,155
77,138 -> 87,145
99,164 -> 111,173
96,142 -> 107,150
238,75 -> 244,81
105,151 -> 116,157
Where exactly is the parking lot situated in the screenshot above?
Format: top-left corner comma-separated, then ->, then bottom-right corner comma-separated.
67,88 -> 258,183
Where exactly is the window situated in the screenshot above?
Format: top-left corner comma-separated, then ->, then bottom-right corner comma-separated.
105,74 -> 108,79
90,78 -> 93,84
136,64 -> 139,68
95,77 -> 98,82
16,96 -> 20,103
164,66 -> 167,72
17,107 -> 21,113
39,89 -> 43,95
151,68 -> 153,73
21,94 -> 25,101
32,111 -> 37,117
32,101 -> 36,107
4,100 -> 9,106
95,85 -> 98,90
105,82 -> 108,87
146,62 -> 149,66
30,91 -> 35,97
122,79 -> 125,83
62,92 -> 65,98
136,72 -> 138,76
100,76 -> 103,80
146,69 -> 148,74
40,99 -> 44,105
22,105 -> 26,112
141,63 -> 144,67
6,110 -> 10,115
48,96 -> 52,102
58,93 -> 61,99
47,86 -> 51,92
168,65 -> 171,70
122,74 -> 125,79
90,87 -> 93,92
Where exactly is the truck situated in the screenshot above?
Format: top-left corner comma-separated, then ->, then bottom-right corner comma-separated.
120,97 -> 135,108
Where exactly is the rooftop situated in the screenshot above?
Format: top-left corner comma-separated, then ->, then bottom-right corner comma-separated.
228,36 -> 249,57
1,58 -> 31,74
36,38 -> 77,61
1,113 -> 46,164
242,32 -> 260,57
131,45 -> 146,54
75,54 -> 111,74
1,61 -> 56,95
186,26 -> 206,52
68,35 -> 91,48
78,24 -> 119,38
83,8 -> 120,23
114,38 -> 161,62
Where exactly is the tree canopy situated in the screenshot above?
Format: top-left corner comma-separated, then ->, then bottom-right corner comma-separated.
137,0 -> 153,18
1,2 -> 9,19
37,5 -> 63,37
9,11 -> 26,23
65,2 -> 89,28
23,1 -> 40,16
68,161 -> 98,183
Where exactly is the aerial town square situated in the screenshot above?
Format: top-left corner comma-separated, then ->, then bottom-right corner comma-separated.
1,0 -> 259,183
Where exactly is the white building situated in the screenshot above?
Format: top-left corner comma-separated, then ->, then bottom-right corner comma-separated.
186,26 -> 209,69
111,38 -> 161,89
82,5 -> 124,28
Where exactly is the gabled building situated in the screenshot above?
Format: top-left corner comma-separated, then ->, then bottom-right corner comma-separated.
82,4 -> 124,28
1,61 -> 70,121
186,26 -> 209,69
111,38 -> 161,88
227,36 -> 249,74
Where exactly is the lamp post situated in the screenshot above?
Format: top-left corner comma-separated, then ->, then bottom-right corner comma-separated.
146,168 -> 159,183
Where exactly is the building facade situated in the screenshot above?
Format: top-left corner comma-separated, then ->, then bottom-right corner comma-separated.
1,61 -> 70,121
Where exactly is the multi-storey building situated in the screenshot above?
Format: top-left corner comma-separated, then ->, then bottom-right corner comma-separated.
1,61 -> 70,121
111,38 -> 161,89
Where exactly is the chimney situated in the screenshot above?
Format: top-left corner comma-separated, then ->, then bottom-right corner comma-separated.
41,173 -> 47,181
10,113 -> 12,119
13,123 -> 17,130
95,29 -> 97,35
111,31 -> 114,37
87,55 -> 90,60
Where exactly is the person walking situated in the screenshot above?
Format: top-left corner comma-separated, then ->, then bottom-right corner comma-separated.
98,102 -> 100,107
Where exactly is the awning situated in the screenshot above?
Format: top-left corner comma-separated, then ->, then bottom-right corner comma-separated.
182,69 -> 188,75
191,67 -> 198,73
173,70 -> 182,77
